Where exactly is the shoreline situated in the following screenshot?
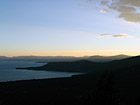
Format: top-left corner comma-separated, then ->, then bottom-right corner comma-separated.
0,73 -> 85,83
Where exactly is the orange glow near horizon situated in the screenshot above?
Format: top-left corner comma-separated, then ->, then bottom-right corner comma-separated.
1,50 -> 139,57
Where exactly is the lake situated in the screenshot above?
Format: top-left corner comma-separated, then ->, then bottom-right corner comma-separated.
0,61 -> 80,82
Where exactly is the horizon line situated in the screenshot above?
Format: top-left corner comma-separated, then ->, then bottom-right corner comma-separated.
0,54 -> 137,58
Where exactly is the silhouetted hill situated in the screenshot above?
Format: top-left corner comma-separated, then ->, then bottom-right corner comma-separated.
86,54 -> 131,62
17,60 -> 101,72
17,55 -> 140,73
105,55 -> 140,70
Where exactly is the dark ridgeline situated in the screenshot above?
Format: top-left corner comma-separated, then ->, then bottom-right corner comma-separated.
87,54 -> 130,62
17,60 -> 101,72
1,55 -> 140,105
17,55 -> 140,73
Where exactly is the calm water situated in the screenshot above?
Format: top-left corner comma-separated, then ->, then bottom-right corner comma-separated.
0,61 -> 80,82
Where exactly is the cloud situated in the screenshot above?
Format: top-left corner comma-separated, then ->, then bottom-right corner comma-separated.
126,21 -> 133,23
100,0 -> 140,23
100,34 -> 133,38
113,34 -> 133,38
100,0 -> 110,5
100,9 -> 110,13
100,34 -> 112,36
78,0 -> 140,23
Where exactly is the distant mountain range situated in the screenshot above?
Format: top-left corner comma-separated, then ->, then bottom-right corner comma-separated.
0,54 -> 131,62
86,54 -> 130,62
0,56 -> 80,62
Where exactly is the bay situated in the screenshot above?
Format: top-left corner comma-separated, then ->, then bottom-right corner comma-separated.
0,61 -> 80,82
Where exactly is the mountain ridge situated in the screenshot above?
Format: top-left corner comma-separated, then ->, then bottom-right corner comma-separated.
0,54 -> 131,62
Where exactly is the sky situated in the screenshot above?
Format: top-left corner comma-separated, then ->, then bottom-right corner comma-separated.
0,0 -> 140,57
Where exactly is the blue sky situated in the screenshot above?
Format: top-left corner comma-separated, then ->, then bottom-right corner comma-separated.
0,0 -> 140,57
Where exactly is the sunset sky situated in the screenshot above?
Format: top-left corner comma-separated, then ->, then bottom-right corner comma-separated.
1,0 -> 140,57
